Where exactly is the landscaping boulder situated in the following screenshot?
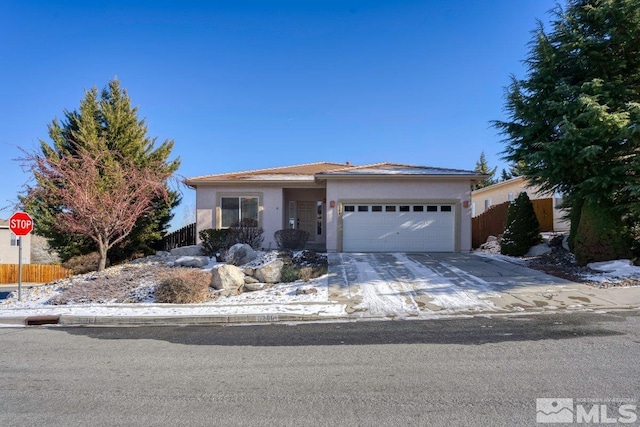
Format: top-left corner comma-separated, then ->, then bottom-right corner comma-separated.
243,278 -> 266,292
225,243 -> 257,266
588,259 -> 633,273
170,245 -> 203,257
174,256 -> 210,268
254,259 -> 284,283
525,243 -> 552,257
211,264 -> 245,291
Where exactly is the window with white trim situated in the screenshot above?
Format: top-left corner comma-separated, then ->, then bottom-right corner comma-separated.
221,197 -> 259,228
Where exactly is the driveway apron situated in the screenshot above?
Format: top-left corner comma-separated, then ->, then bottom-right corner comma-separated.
328,252 -> 579,318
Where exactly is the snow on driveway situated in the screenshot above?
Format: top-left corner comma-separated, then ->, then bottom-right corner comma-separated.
336,253 -> 499,318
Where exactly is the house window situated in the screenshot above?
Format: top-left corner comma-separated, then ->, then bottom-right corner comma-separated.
344,205 -> 355,212
385,206 -> 396,212
372,205 -> 383,212
427,205 -> 438,212
508,193 -> 514,202
317,201 -> 323,235
413,206 -> 424,212
440,205 -> 452,212
358,206 -> 369,212
10,234 -> 18,246
484,199 -> 492,210
221,197 -> 259,228
399,205 -> 410,212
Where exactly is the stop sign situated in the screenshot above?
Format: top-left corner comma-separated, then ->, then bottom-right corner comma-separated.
9,211 -> 34,236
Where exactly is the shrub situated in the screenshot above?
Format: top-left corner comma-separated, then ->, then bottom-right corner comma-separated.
227,218 -> 264,250
155,269 -> 210,303
573,199 -> 631,266
278,251 -> 328,283
500,192 -> 542,257
279,258 -> 300,283
199,228 -> 231,257
62,252 -> 108,274
274,229 -> 310,250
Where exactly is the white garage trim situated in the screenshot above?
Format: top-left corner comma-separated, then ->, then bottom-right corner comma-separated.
339,200 -> 459,252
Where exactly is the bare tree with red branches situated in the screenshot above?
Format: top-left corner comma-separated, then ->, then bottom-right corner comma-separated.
23,143 -> 171,271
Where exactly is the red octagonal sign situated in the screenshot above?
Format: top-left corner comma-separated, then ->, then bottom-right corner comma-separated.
9,211 -> 34,236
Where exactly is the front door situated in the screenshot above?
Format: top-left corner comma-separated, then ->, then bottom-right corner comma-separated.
297,202 -> 316,242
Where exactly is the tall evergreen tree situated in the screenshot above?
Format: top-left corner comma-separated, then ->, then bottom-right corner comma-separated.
23,79 -> 181,262
494,0 -> 640,256
472,151 -> 498,190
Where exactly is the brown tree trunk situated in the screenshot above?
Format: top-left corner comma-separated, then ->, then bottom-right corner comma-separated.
97,241 -> 108,272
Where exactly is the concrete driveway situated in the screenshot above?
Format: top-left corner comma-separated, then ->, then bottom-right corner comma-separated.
327,252 -> 634,318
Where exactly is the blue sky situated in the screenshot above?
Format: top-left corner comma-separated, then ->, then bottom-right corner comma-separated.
1,0 -> 557,229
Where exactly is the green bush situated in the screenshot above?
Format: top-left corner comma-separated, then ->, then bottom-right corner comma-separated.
500,192 -> 542,257
573,200 -> 631,266
199,228 -> 231,257
155,269 -> 210,303
279,258 -> 300,283
278,251 -> 328,283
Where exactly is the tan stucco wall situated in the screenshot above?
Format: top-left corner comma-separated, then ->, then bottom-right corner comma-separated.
324,179 -> 473,252
0,228 -> 31,264
195,185 -> 285,249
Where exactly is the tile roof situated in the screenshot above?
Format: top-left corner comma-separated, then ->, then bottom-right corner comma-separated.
185,162 -> 353,185
185,161 -> 484,186
316,162 -> 482,177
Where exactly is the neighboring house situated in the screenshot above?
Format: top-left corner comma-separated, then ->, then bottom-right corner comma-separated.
185,162 -> 485,253
0,219 -> 31,264
471,176 -> 569,231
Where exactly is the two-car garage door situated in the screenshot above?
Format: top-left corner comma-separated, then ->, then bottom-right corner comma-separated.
342,203 -> 455,252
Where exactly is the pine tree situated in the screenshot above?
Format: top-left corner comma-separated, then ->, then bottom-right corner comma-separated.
472,151 -> 498,190
22,79 -> 181,263
500,192 -> 542,256
573,199 -> 631,265
494,0 -> 640,257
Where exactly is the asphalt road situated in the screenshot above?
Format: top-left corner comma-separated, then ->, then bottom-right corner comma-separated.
1,311 -> 639,426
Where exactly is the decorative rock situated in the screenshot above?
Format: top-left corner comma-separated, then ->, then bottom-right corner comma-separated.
244,281 -> 266,292
588,259 -> 633,273
170,245 -> 203,257
244,276 -> 260,284
254,259 -> 284,283
155,251 -> 171,257
174,256 -> 210,268
295,287 -> 318,295
225,243 -> 257,266
211,264 -> 246,291
525,243 -> 552,257
244,267 -> 255,277
486,235 -> 498,243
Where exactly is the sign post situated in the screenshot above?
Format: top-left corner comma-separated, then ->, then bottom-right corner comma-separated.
9,212 -> 34,301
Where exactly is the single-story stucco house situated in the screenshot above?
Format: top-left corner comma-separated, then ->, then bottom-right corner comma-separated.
0,218 -> 31,264
471,176 -> 570,232
185,162 -> 485,253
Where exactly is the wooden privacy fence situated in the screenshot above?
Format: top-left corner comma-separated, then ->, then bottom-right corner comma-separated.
0,264 -> 72,284
472,198 -> 554,248
162,223 -> 197,251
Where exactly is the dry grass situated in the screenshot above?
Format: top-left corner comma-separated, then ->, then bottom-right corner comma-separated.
155,269 -> 211,304
49,263 -> 172,304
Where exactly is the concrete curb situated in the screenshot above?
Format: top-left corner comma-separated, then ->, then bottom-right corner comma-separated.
2,305 -> 639,327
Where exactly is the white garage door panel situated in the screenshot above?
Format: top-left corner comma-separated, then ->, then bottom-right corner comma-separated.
342,204 -> 455,252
